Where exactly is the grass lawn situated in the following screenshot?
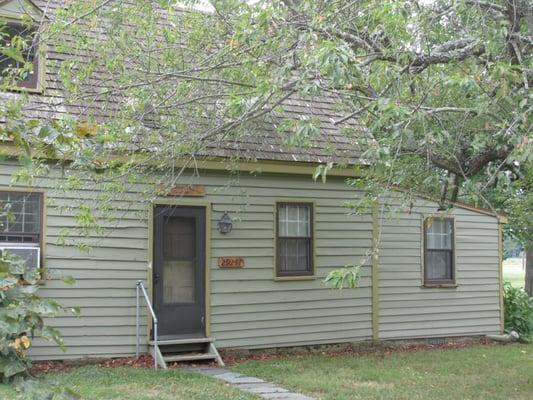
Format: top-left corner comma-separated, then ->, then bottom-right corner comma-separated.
233,343 -> 533,400
0,366 -> 259,400
503,257 -> 526,288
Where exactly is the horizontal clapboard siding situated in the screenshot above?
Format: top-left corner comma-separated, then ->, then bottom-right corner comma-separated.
0,160 -> 501,360
378,196 -> 501,339
0,162 -> 372,359
208,174 -> 373,348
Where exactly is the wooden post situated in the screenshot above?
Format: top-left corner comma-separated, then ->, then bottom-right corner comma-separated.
371,201 -> 380,341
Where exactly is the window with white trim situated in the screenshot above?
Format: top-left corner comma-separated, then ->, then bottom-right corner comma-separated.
0,191 -> 42,243
0,190 -> 43,273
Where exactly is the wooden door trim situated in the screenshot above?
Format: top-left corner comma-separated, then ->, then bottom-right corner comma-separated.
147,201 -> 211,341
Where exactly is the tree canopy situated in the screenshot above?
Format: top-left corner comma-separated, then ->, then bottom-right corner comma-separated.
1,0 -> 532,286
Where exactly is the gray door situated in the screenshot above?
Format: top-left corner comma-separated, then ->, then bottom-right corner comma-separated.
153,205 -> 206,338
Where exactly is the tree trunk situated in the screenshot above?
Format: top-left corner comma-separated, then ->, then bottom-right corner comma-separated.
526,249 -> 533,296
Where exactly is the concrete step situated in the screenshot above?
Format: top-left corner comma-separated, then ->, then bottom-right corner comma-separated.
150,337 -> 214,346
163,353 -> 217,363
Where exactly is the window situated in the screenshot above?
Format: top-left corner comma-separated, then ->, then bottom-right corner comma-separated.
0,21 -> 40,89
0,191 -> 43,245
276,203 -> 313,277
424,217 -> 455,285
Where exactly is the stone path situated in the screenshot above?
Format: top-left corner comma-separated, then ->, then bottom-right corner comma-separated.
192,367 -> 315,400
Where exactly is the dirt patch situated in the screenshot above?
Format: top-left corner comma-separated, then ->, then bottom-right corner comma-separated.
220,337 -> 499,365
29,337 -> 501,375
29,354 -> 218,375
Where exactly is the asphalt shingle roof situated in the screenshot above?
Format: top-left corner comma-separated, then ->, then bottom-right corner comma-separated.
2,0 -> 369,165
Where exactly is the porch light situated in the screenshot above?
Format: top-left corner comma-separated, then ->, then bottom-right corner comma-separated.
218,211 -> 233,234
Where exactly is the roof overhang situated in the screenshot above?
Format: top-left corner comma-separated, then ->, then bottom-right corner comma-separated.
0,141 -> 360,177
0,0 -> 42,21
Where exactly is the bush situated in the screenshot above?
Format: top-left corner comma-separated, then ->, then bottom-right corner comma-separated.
503,281 -> 533,341
0,250 -> 77,381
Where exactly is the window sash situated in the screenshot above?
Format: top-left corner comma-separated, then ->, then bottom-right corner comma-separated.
426,219 -> 453,250
0,191 -> 42,244
0,22 -> 40,89
424,218 -> 454,284
276,203 -> 313,276
278,204 -> 310,238
277,237 -> 312,275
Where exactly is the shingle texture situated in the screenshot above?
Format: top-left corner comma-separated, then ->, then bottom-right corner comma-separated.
2,0 -> 369,164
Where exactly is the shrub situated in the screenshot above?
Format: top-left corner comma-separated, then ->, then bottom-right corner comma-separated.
503,281 -> 533,341
0,250 -> 77,381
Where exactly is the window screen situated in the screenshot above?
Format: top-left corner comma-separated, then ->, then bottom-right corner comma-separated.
424,217 -> 454,284
276,203 -> 313,276
0,22 -> 40,89
0,191 -> 42,244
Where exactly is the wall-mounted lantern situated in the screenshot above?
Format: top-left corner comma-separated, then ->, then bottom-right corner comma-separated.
218,211 -> 233,234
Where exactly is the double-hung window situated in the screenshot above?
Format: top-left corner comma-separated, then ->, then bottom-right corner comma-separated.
424,217 -> 455,285
276,203 -> 313,277
0,190 -> 43,270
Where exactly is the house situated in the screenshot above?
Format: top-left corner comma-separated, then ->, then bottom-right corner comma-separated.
0,0 -> 506,366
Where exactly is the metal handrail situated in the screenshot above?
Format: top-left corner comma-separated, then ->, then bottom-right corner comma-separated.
136,280 -> 158,369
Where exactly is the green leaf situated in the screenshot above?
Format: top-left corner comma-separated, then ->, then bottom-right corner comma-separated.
61,275 -> 76,285
324,264 -> 362,289
0,358 -> 27,378
1,46 -> 24,64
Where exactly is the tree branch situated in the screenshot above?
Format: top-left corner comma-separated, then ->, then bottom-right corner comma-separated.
464,147 -> 513,177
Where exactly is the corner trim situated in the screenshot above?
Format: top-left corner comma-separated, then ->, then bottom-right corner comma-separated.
498,221 -> 504,334
371,201 -> 380,341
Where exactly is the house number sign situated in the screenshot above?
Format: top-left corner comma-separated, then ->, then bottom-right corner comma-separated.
217,257 -> 245,268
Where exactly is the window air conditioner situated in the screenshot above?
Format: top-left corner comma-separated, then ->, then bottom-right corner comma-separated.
0,246 -> 41,269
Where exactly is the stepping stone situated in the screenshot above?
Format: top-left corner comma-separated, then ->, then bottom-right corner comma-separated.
238,383 -> 289,394
194,367 -> 232,376
261,393 -> 314,400
216,372 -> 266,384
192,367 -> 315,400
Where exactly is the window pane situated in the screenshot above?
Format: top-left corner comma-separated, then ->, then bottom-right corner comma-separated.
0,192 -> 41,240
426,250 -> 453,281
297,206 -> 309,236
278,238 -> 310,272
278,205 -> 288,236
162,216 -> 196,303
163,216 -> 195,260
426,219 -> 452,250
163,260 -> 194,303
278,204 -> 310,238
0,23 -> 37,82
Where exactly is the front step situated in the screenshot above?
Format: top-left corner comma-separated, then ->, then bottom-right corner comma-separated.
150,337 -> 224,369
164,353 -> 217,363
150,337 -> 214,346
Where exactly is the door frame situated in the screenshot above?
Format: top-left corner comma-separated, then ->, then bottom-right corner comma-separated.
146,200 -> 211,340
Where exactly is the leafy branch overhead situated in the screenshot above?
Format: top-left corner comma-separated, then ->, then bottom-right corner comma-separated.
0,1 -> 531,279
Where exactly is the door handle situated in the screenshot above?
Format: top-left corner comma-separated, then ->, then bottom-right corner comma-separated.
153,273 -> 160,284
201,315 -> 205,326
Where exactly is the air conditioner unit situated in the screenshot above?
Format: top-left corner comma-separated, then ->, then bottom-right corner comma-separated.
0,246 -> 41,269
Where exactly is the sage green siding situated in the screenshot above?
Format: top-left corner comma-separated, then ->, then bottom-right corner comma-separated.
0,161 -> 501,360
377,197 -> 501,339
0,162 -> 373,359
